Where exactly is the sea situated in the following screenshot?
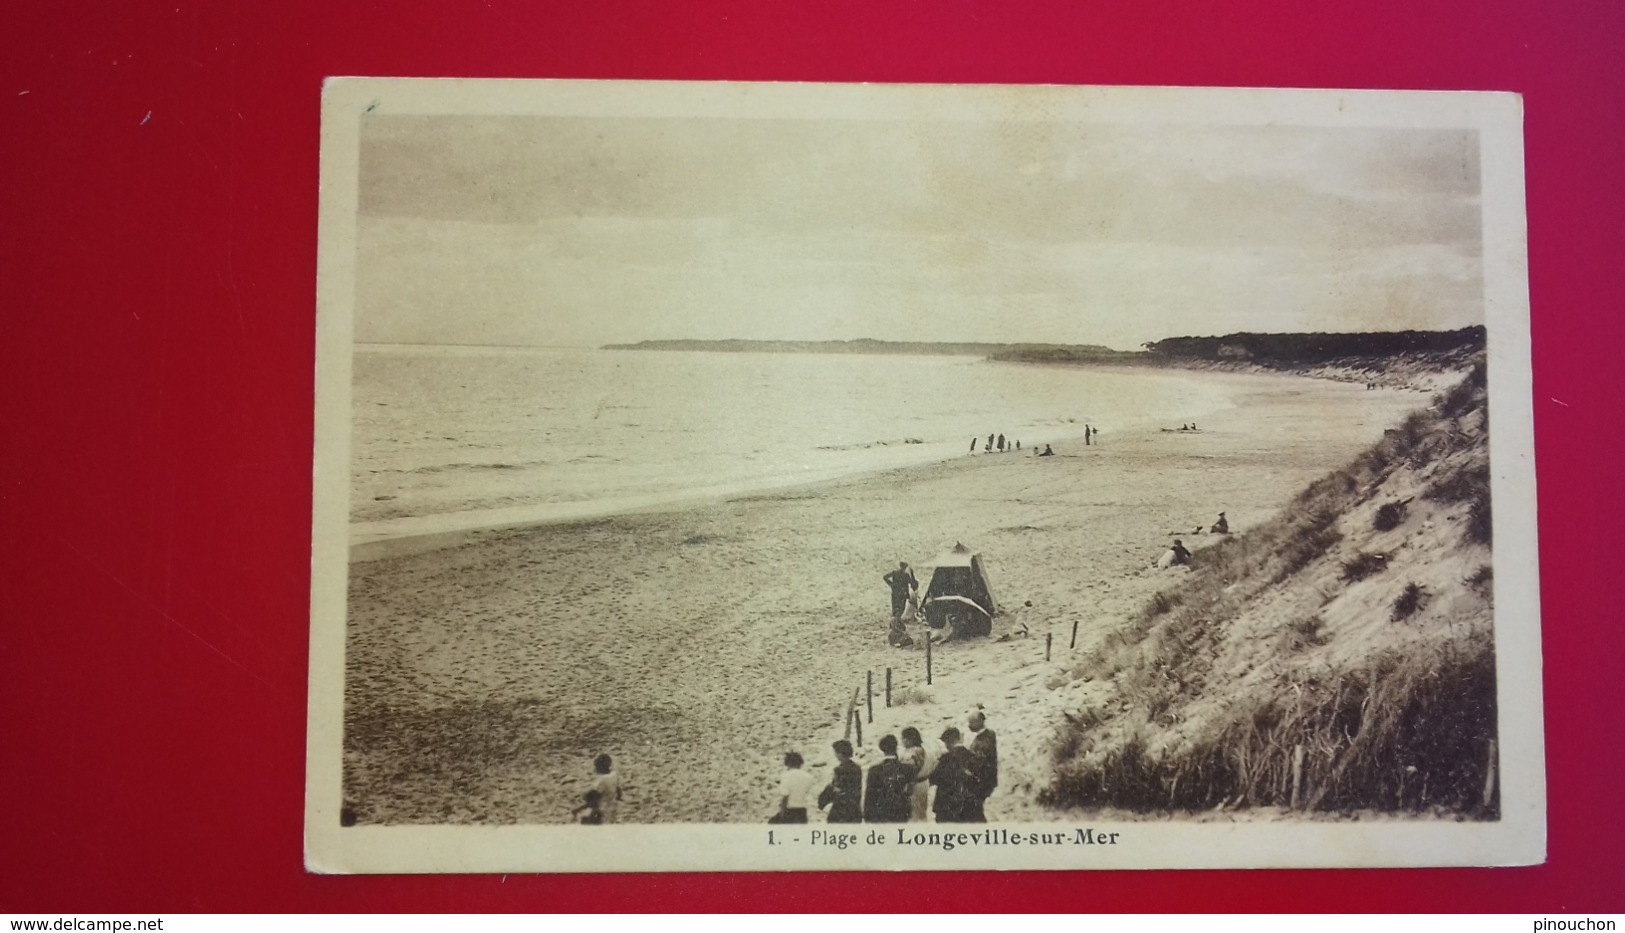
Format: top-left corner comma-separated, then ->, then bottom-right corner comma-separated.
349,345 -> 1237,543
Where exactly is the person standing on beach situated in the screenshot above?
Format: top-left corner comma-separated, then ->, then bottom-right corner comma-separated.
929,727 -> 977,823
997,433 -> 1006,452
819,740 -> 863,823
883,561 -> 919,622
966,712 -> 998,822
900,727 -> 935,821
772,752 -> 815,824
588,753 -> 622,824
863,735 -> 914,823
969,437 -> 978,455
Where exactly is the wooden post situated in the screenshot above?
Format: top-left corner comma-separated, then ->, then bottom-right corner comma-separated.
926,633 -> 933,685
1482,739 -> 1498,809
1046,632 -> 1053,661
1290,744 -> 1305,809
852,707 -> 863,747
866,671 -> 874,724
885,668 -> 893,708
842,687 -> 859,741
1070,619 -> 1079,649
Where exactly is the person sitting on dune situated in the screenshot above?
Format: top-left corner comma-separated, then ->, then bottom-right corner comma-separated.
1038,445 -> 1055,457
1210,512 -> 1229,534
1156,539 -> 1193,570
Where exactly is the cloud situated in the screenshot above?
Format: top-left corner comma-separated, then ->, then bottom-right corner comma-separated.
355,117 -> 1483,347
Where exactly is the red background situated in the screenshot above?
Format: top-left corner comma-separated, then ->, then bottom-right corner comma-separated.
3,0 -> 1621,913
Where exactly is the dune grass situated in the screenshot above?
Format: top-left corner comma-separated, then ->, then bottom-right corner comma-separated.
1043,360 -> 1498,817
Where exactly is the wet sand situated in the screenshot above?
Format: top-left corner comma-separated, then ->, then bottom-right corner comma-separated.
341,370 -> 1428,824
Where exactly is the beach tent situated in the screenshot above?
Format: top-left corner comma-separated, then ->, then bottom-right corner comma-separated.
921,543 -> 1000,636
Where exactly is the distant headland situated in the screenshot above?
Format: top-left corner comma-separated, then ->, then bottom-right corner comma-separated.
600,338 -> 1136,360
602,326 -> 1486,388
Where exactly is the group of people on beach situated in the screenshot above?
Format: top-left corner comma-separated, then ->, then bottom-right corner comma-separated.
571,711 -> 1000,825
969,428 -> 1093,456
772,711 -> 999,825
970,433 -> 1021,454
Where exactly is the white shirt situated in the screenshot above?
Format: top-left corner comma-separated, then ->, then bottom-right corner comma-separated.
590,771 -> 621,822
778,768 -> 816,809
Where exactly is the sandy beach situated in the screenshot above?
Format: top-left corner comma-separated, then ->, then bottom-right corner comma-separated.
341,369 -> 1430,825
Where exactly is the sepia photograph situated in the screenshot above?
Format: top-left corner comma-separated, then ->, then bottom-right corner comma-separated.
305,79 -> 1542,873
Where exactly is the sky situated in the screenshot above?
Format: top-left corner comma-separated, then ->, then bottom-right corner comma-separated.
354,114 -> 1483,349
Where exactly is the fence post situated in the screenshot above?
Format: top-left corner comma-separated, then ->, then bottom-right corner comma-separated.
866,671 -> 874,724
885,668 -> 893,708
1070,619 -> 1079,649
852,707 -> 863,747
926,633 -> 933,685
1290,745 -> 1305,809
1046,632 -> 1053,662
842,687 -> 859,742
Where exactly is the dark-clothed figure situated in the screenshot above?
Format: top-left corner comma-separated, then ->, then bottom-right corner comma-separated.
1210,512 -> 1229,535
1039,444 -> 1055,457
929,728 -> 978,823
970,437 -> 978,454
997,433 -> 1006,452
572,789 -> 603,825
882,562 -> 919,621
1171,539 -> 1193,566
819,740 -> 863,823
863,735 -> 915,823
966,712 -> 999,822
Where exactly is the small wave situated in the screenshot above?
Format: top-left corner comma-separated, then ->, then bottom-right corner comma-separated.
399,459 -> 551,475
815,437 -> 927,452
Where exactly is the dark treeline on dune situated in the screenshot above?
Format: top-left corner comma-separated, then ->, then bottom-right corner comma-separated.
1140,326 -> 1485,366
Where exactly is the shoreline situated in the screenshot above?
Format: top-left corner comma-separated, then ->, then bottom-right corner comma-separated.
340,369 -> 1435,825
348,365 -> 1342,561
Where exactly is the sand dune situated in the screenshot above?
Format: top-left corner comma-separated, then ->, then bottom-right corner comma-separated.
341,371 -> 1427,825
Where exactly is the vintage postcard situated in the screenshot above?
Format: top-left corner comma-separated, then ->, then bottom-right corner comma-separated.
306,79 -> 1542,873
